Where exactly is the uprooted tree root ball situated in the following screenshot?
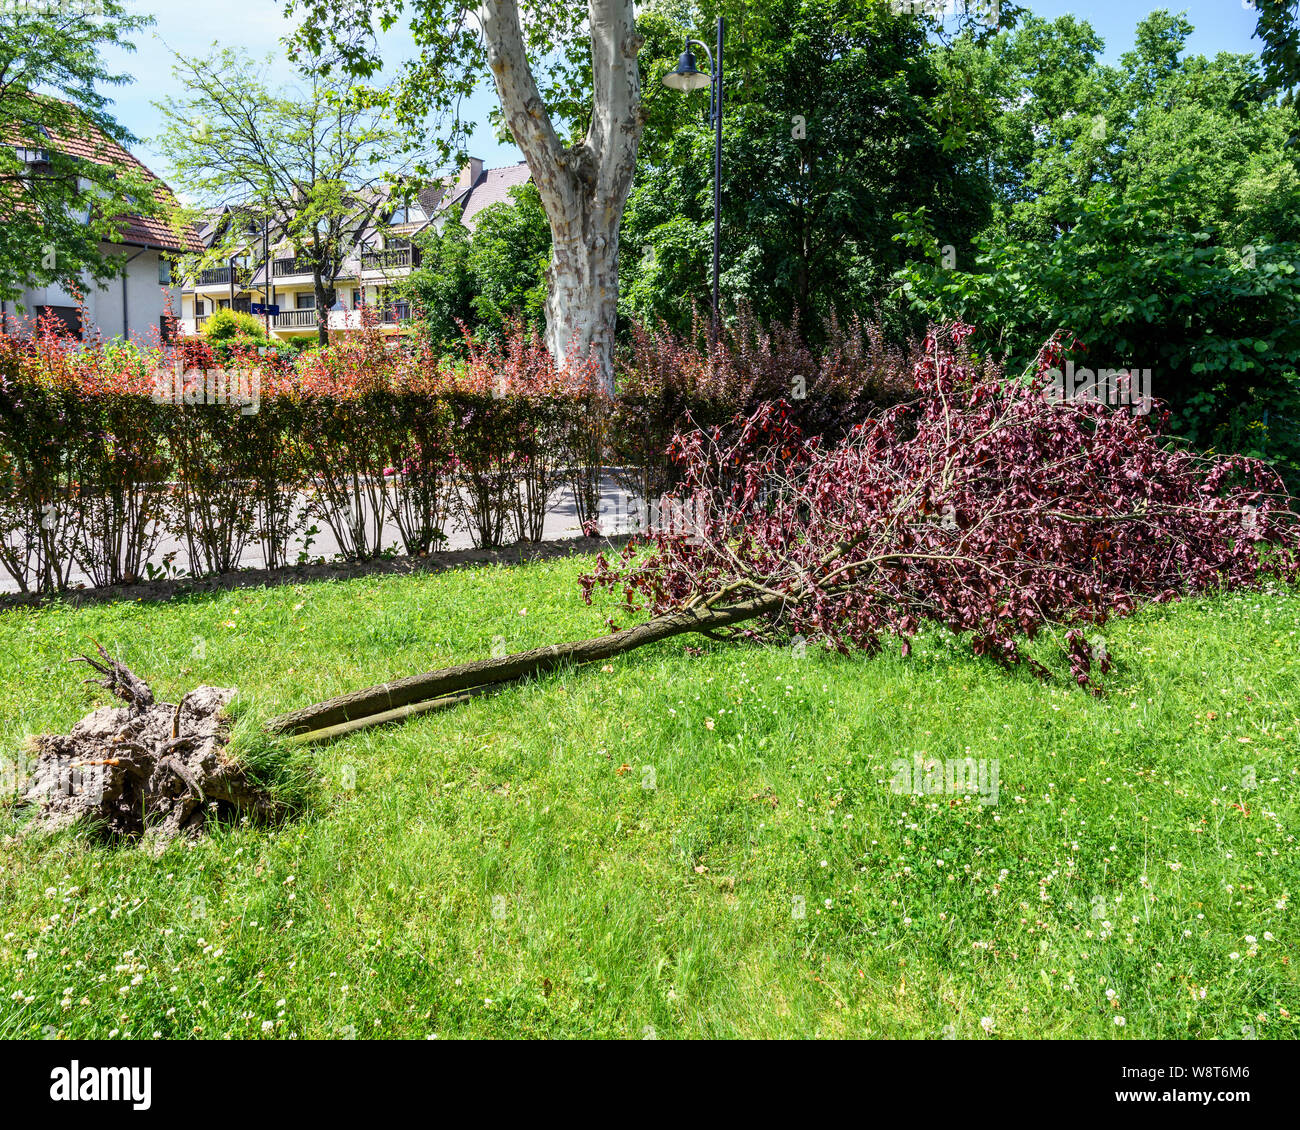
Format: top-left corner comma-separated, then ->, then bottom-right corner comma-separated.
17,644 -> 282,846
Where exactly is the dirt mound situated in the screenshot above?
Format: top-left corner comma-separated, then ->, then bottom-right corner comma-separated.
18,644 -> 281,847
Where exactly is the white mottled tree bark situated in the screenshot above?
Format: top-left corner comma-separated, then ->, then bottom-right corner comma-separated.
480,0 -> 644,390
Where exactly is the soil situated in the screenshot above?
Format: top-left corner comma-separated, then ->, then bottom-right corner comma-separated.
16,645 -> 280,848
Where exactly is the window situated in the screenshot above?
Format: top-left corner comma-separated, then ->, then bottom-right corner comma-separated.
295,294 -> 315,310
390,206 -> 408,224
195,299 -> 205,316
37,306 -> 81,339
158,257 -> 172,285
352,289 -> 362,309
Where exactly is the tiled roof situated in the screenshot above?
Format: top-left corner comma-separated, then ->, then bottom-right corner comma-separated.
446,162 -> 532,230
17,104 -> 204,255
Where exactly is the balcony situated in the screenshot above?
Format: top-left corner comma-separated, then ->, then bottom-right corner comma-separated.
273,308 -> 318,329
379,302 -> 412,324
197,266 -> 251,287
361,248 -> 416,271
272,257 -> 312,278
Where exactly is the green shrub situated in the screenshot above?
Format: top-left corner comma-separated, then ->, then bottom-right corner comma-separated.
203,309 -> 269,345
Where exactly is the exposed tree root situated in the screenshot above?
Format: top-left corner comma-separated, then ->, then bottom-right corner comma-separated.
17,643 -> 282,847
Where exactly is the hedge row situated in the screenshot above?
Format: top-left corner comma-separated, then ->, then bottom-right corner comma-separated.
0,312 -> 919,593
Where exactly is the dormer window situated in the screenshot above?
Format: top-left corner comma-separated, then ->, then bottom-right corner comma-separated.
16,146 -> 52,185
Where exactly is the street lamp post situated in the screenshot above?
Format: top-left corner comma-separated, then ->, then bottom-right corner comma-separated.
663,16 -> 724,342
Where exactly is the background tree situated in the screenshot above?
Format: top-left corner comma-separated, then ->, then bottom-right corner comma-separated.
466,181 -> 550,333
0,1 -> 162,308
402,205 -> 476,353
1248,0 -> 1300,115
897,10 -> 1300,487
401,184 -> 550,352
155,49 -> 410,345
618,0 -> 997,339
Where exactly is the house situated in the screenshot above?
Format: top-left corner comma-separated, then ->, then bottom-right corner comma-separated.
177,158 -> 532,342
0,109 -> 204,342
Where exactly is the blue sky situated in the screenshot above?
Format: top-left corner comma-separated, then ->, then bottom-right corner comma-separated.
103,0 -> 1270,180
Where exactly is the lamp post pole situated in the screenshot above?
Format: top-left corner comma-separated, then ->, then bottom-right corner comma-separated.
663,18 -> 725,343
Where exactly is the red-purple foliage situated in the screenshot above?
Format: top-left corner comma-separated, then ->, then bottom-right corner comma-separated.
611,306 -> 919,503
583,324 -> 1300,684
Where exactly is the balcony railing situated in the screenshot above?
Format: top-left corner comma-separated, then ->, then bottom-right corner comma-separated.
273,308 -> 318,329
379,302 -> 412,324
197,266 -> 251,287
361,248 -> 416,271
272,257 -> 311,278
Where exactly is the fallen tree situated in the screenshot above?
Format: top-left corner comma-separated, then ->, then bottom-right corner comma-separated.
20,644 -> 281,845
265,324 -> 1300,743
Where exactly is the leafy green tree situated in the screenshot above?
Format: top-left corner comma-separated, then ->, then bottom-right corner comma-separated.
403,187 -> 550,352
896,184 -> 1300,485
619,0 -> 996,337
942,11 -> 1300,250
1247,0 -> 1300,111
155,49 -> 410,346
402,207 -> 475,354
899,11 -> 1300,483
467,183 -> 550,334
0,1 -> 161,307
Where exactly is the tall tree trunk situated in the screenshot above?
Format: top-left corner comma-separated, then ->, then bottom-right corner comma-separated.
481,0 -> 644,390
313,270 -> 335,347
546,229 -> 620,387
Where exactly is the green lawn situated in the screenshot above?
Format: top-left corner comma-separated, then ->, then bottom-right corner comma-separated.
0,556 -> 1296,1039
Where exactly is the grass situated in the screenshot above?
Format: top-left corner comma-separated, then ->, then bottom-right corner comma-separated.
0,555 -> 1296,1039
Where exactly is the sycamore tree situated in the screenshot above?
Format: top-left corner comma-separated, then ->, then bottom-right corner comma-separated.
155,50 -> 411,345
0,1 -> 162,308
290,0 -> 644,386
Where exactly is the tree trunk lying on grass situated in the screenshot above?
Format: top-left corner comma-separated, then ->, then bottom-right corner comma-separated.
18,644 -> 281,847
264,593 -> 783,742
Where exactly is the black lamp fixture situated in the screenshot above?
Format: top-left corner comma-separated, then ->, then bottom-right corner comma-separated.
663,44 -> 713,93
662,18 -> 725,340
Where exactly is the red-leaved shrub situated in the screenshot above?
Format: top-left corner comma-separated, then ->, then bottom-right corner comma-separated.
583,323 -> 1300,684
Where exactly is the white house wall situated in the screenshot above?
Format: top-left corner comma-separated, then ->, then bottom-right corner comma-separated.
80,245 -> 182,341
